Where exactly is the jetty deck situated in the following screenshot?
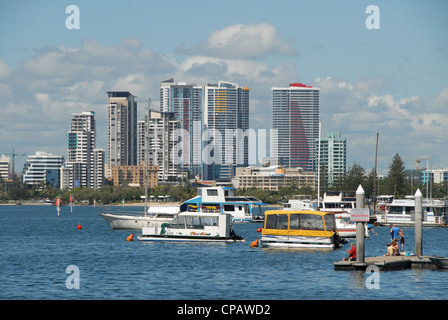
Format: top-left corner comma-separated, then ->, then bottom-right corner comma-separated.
334,255 -> 439,271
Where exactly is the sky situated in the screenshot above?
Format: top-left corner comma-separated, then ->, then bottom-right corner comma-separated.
0,0 -> 447,177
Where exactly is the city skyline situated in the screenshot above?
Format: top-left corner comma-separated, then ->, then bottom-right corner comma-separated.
1,0 -> 447,174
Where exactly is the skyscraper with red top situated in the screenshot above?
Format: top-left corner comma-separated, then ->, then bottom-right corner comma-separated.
272,83 -> 320,171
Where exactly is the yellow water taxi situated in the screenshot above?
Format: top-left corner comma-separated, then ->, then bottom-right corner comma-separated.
259,210 -> 344,249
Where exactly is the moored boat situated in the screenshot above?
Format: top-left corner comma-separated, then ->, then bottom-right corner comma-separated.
259,210 -> 345,249
98,205 -> 180,230
376,197 -> 448,227
138,212 -> 244,242
429,256 -> 448,269
180,187 -> 267,222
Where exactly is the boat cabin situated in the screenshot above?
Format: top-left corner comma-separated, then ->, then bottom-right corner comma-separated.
260,210 -> 341,249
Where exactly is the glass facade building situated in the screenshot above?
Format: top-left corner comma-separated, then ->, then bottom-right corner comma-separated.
272,83 -> 320,171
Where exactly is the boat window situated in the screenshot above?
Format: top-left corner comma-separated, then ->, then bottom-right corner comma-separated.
223,205 -> 235,211
185,216 -> 204,229
168,216 -> 186,229
290,214 -> 300,229
265,214 -> 288,229
389,206 -> 402,214
324,215 -> 336,231
207,189 -> 218,196
289,214 -> 325,231
277,214 -> 288,229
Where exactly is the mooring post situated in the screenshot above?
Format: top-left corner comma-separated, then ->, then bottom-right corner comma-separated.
415,188 -> 423,256
355,185 -> 365,263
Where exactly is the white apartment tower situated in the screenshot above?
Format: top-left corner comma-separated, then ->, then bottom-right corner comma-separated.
315,132 -> 346,188
138,110 -> 180,181
64,111 -> 104,190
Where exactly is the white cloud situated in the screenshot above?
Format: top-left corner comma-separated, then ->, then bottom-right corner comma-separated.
317,76 -> 448,169
177,23 -> 298,59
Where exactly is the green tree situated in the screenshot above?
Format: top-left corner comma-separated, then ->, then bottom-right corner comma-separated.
384,153 -> 407,197
343,162 -> 366,192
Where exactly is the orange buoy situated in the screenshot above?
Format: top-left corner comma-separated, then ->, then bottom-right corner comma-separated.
76,223 -> 82,230
250,239 -> 259,248
126,233 -> 134,241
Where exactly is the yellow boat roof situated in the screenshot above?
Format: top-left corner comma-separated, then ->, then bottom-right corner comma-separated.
264,210 -> 334,217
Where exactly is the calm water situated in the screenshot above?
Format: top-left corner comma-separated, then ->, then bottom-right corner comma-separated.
1,205 -> 447,300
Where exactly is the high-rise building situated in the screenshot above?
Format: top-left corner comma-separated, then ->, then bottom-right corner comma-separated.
63,111 -> 104,190
272,83 -> 320,171
138,110 -> 180,181
22,151 -> 65,188
203,81 -> 250,180
160,79 -> 203,177
315,132 -> 346,188
107,91 -> 137,176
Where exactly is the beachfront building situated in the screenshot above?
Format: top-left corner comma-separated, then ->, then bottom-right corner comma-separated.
160,79 -> 203,178
315,132 -> 346,188
110,162 -> 159,188
138,109 -> 180,181
107,91 -> 138,177
62,111 -> 105,190
22,151 -> 65,188
203,81 -> 250,180
0,154 -> 11,181
235,165 -> 316,191
272,83 -> 320,171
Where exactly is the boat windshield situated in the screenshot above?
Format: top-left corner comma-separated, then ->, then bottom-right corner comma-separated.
169,216 -> 219,229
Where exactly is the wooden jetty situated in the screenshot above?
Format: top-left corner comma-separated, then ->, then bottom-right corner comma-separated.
334,255 -> 439,271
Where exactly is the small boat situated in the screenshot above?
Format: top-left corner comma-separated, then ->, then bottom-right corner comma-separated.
259,210 -> 345,249
138,212 -> 244,243
179,187 -> 267,223
376,197 -> 448,227
320,191 -> 357,219
283,199 -> 369,238
429,256 -> 448,269
98,205 -> 180,230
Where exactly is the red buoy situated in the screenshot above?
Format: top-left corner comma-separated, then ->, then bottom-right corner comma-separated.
77,223 -> 82,230
126,234 -> 134,241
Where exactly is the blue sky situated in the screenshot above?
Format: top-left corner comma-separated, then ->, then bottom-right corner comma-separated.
1,0 -> 447,176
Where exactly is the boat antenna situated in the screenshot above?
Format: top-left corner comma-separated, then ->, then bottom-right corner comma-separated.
373,132 -> 379,214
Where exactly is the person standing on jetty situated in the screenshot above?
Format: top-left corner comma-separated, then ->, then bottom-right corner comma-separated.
390,225 -> 401,242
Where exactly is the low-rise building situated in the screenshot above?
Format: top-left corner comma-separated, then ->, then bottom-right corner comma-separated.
235,165 -> 315,191
111,162 -> 159,188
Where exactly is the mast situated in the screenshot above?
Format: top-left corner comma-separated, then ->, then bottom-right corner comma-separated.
144,99 -> 151,216
317,121 -> 321,209
373,132 -> 379,214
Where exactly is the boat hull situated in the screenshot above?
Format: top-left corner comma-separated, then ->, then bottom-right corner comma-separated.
260,235 -> 335,249
429,257 -> 448,269
98,213 -> 174,230
137,235 -> 244,243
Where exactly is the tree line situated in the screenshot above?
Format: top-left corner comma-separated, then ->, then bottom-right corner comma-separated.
1,154 -> 447,204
